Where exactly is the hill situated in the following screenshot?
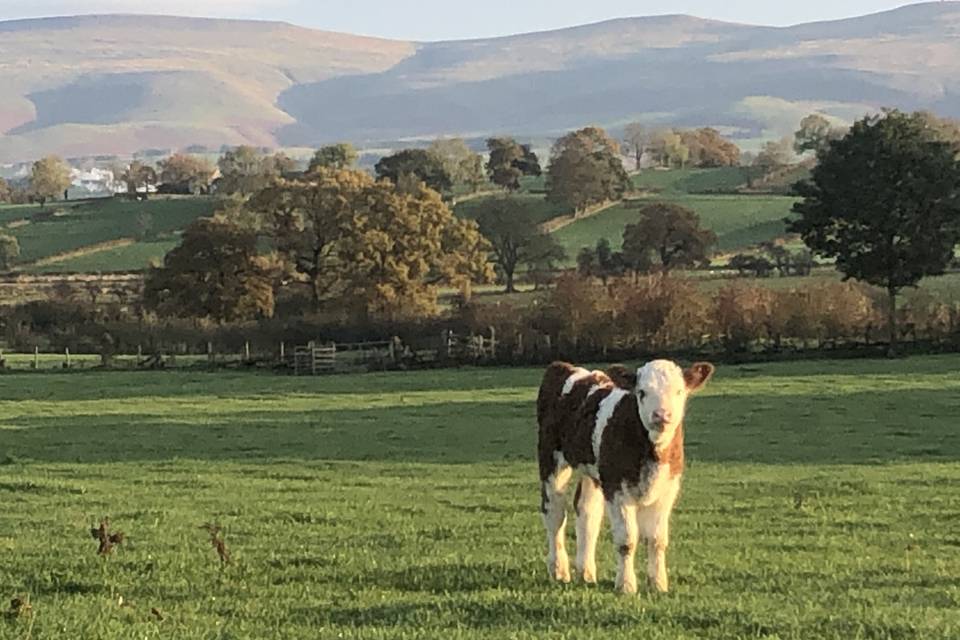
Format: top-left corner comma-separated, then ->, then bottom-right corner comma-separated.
3,3 -> 960,162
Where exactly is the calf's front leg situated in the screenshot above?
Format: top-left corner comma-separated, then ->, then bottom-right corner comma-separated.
640,481 -> 680,592
606,494 -> 639,594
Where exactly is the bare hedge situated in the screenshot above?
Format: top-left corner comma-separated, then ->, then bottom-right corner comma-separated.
461,274 -> 960,360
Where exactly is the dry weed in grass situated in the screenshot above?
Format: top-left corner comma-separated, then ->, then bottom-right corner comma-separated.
200,523 -> 231,565
5,596 -> 32,619
90,518 -> 124,555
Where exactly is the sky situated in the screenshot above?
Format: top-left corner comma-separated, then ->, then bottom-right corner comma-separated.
0,0 -> 929,40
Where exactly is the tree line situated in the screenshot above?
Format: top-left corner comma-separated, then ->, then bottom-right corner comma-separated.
5,108 -> 960,358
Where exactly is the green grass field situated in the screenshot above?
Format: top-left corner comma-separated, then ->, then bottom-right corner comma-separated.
31,239 -> 180,273
552,194 -> 797,259
453,169 -> 794,265
2,357 -> 959,639
631,167 -> 750,194
1,197 -> 215,268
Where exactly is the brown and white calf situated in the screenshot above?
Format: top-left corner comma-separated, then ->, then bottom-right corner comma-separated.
536,360 -> 714,593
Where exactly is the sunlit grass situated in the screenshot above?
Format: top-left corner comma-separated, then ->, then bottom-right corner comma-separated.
1,356 -> 959,638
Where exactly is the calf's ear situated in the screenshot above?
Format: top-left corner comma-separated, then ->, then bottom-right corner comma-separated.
605,364 -> 637,390
684,362 -> 715,393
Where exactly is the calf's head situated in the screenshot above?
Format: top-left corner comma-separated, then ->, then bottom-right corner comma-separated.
634,360 -> 715,446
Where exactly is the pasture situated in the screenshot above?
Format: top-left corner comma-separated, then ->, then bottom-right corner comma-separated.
1,357 -> 959,639
0,197 -> 215,270
552,194 -> 797,259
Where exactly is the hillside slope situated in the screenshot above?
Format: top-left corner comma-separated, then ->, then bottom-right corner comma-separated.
2,3 -> 960,162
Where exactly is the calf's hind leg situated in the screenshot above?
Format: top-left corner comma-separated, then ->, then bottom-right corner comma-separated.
541,456 -> 573,582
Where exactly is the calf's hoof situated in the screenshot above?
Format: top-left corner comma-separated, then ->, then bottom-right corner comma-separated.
548,559 -> 571,583
648,576 -> 669,593
615,575 -> 638,595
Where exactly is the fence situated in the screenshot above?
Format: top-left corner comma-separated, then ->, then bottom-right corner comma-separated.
293,343 -> 336,375
0,331 -> 497,374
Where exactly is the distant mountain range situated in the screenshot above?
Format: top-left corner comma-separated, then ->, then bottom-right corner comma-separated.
2,2 -> 960,163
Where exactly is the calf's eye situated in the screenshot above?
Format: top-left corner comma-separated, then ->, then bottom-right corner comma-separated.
638,390 -> 647,401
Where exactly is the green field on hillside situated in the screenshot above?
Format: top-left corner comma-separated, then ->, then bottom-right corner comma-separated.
31,239 -> 180,273
455,169 -> 791,264
4,169 -> 782,274
1,357 -> 959,639
1,197 -> 215,267
631,167 -> 750,194
553,194 -> 796,259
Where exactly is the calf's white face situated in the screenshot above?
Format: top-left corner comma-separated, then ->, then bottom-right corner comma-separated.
635,360 -> 715,447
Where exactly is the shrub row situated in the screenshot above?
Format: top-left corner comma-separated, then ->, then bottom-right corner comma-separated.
459,275 -> 960,360
2,275 -> 959,364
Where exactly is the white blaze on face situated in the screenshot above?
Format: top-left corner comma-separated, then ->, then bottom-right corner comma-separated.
635,360 -> 689,447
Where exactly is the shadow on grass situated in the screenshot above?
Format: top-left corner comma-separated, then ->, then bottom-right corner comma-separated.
1,383 -> 959,465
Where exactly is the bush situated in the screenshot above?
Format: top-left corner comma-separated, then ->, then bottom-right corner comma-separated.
714,284 -> 776,351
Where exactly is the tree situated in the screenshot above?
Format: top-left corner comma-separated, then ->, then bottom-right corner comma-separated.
158,154 -> 216,194
473,196 -> 563,292
270,152 -> 298,176
728,253 -> 773,278
0,234 -> 20,271
309,143 -> 358,171
516,145 -> 542,177
485,138 -> 540,191
30,156 -> 72,209
143,216 -> 276,323
761,241 -> 791,277
791,110 -> 960,352
794,114 -> 844,156
218,146 -> 278,197
523,233 -> 567,289
375,149 -> 452,194
623,122 -> 648,171
754,137 -> 794,176
428,138 -> 487,194
791,249 -> 815,276
251,172 -> 365,308
916,112 -> 960,151
576,246 -> 598,280
680,128 -> 741,167
120,161 -> 158,198
485,138 -> 523,191
576,238 -> 626,284
546,126 -> 630,214
337,177 -> 492,318
251,169 -> 493,317
646,129 -> 687,168
621,202 -> 716,272
0,177 -> 10,203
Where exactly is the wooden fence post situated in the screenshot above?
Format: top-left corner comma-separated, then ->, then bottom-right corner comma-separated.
207,341 -> 214,364
244,341 -> 251,362
65,347 -> 71,368
34,346 -> 39,369
279,341 -> 285,363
